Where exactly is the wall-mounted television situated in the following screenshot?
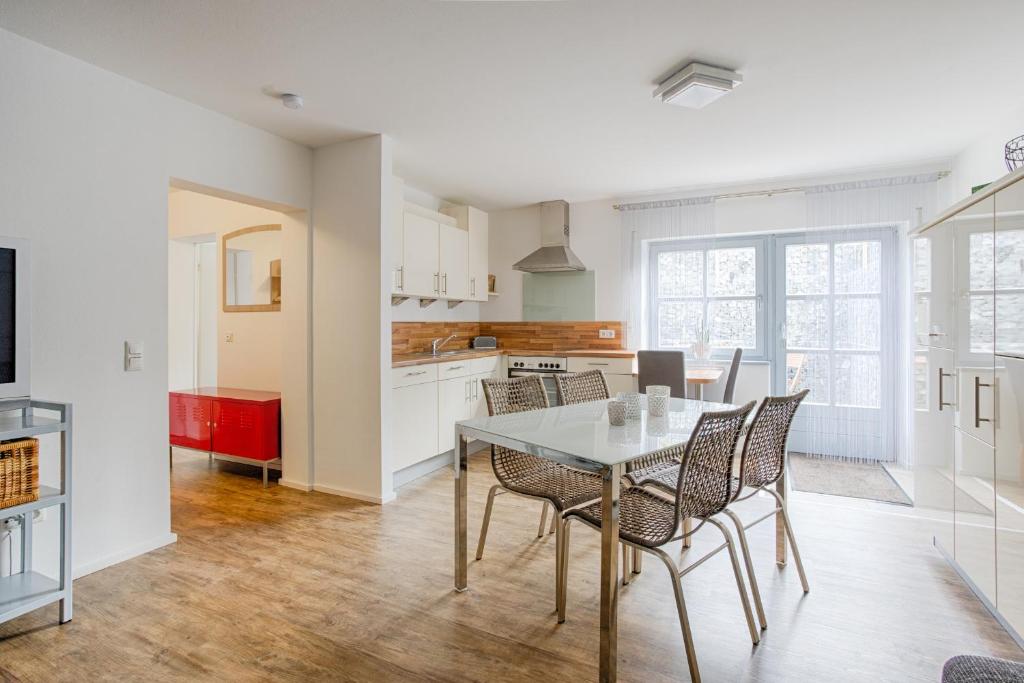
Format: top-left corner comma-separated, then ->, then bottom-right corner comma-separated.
0,237 -> 30,400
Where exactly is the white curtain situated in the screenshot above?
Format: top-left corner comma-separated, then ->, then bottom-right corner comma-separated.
617,173 -> 942,469
620,199 -> 715,348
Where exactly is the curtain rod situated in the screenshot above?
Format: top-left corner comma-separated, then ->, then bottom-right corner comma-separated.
613,171 -> 950,211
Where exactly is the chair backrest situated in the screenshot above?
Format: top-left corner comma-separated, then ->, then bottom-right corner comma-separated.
555,369 -> 610,405
722,347 -> 743,404
637,350 -> 686,398
673,401 -> 756,525
481,375 -> 549,416
737,389 -> 809,490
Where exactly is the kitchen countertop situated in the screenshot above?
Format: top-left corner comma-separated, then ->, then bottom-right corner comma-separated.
391,348 -> 636,368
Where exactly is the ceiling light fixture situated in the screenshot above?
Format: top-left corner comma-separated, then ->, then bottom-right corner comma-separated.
280,93 -> 304,110
653,62 -> 742,109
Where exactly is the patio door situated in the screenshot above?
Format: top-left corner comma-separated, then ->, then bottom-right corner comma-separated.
774,230 -> 896,461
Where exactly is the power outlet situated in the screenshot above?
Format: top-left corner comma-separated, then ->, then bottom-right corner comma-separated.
225,332 -> 234,343
598,329 -> 616,339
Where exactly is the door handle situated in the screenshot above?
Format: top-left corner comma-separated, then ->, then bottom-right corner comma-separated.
442,273 -> 448,295
470,277 -> 476,297
397,266 -> 404,291
937,367 -> 954,411
974,375 -> 993,429
465,379 -> 470,402
433,272 -> 440,294
588,362 -> 610,366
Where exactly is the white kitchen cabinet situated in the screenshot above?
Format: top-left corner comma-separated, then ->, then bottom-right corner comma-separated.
390,177 -> 405,294
402,211 -> 441,297
439,223 -> 470,300
443,204 -> 489,302
391,381 -> 439,471
437,375 -> 473,453
567,356 -> 637,396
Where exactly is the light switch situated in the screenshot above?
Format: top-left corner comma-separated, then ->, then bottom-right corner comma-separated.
124,341 -> 144,372
225,332 -> 234,343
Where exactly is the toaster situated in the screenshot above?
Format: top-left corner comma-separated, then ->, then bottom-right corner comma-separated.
472,336 -> 498,349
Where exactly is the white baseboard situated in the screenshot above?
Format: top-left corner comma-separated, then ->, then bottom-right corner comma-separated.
73,532 -> 178,579
279,478 -> 313,492
313,483 -> 396,504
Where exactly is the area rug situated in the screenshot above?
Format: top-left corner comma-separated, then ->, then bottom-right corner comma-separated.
788,453 -> 913,505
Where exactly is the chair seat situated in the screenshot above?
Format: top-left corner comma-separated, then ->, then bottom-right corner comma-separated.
942,655 -> 1024,682
494,446 -> 603,510
634,463 -> 742,503
566,487 -> 678,548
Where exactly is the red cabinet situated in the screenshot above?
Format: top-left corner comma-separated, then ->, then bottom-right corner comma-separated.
169,387 -> 280,462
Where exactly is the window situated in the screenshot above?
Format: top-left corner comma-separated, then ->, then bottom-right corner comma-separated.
967,229 -> 1024,355
649,237 -> 765,358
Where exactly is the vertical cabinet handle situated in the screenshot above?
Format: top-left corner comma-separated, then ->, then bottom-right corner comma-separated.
974,375 -> 993,429
433,272 -> 440,294
442,273 -> 448,295
937,367 -> 954,411
397,266 -> 404,291
470,277 -> 476,297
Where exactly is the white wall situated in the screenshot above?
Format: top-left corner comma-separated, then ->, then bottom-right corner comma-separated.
951,103 -> 1024,199
313,135 -> 395,503
0,27 -> 312,578
168,190 -> 292,392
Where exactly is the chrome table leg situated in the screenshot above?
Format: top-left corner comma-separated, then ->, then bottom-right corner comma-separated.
454,428 -> 469,592
599,463 -> 622,682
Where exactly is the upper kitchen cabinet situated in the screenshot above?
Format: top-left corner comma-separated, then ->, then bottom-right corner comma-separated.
442,205 -> 489,302
391,177 -> 405,294
438,222 -> 470,300
401,209 -> 444,297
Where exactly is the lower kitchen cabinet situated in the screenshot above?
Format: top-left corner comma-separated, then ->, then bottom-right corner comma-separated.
566,356 -> 637,396
391,380 -> 439,471
391,355 -> 499,475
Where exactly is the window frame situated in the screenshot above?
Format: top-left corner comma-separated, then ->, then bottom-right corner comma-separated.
647,235 -> 769,360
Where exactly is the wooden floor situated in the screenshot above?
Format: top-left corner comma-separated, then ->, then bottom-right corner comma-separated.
0,449 -> 1020,682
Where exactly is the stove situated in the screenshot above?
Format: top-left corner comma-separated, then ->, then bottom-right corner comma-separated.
507,355 -> 569,405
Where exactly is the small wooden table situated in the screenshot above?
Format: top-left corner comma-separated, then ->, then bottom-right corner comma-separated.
686,366 -> 723,400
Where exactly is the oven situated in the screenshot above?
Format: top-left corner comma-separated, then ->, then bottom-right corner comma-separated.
507,355 -> 568,406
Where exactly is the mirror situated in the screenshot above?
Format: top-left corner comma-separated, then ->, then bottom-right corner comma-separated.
222,224 -> 282,312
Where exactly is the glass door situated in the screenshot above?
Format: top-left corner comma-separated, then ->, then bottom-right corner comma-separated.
774,229 -> 896,460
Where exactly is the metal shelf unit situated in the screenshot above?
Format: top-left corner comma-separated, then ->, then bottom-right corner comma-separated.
0,398 -> 72,626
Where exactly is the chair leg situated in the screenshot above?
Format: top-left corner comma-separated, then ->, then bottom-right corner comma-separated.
549,507 -> 557,535
554,512 -> 564,610
708,518 -> 760,646
621,543 -> 631,586
558,518 -> 571,623
682,516 -> 693,548
632,546 -> 643,575
651,547 -> 700,683
767,489 -> 810,593
537,502 -> 549,538
724,508 -> 767,630
476,485 -> 500,561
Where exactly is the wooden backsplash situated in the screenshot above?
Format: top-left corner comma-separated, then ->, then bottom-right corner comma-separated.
392,321 -> 625,354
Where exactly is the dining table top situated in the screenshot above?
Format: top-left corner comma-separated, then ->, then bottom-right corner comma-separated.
456,396 -> 740,469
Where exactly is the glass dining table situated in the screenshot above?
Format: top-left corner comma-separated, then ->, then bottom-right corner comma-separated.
452,396 -> 788,682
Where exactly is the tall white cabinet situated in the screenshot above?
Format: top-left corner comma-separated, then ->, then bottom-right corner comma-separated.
913,168 -> 1024,641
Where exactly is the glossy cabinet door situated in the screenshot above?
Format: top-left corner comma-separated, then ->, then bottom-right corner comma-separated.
402,211 -> 440,297
467,207 -> 489,302
954,429 -> 997,604
953,195 -> 996,447
437,376 -> 472,453
913,345 -> 956,552
915,219 -> 956,349
169,393 -> 212,451
994,175 -> 1024,632
391,178 -> 405,294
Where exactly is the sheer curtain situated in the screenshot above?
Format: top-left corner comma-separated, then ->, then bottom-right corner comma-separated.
617,173 -> 942,470
798,175 -> 940,469
619,199 -> 715,348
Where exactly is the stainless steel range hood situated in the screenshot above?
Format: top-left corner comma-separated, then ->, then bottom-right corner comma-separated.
512,200 -> 587,273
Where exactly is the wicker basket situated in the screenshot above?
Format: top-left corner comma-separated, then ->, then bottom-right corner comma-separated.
0,438 -> 39,509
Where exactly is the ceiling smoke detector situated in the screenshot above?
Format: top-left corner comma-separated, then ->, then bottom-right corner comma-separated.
654,62 -> 742,109
280,93 -> 304,110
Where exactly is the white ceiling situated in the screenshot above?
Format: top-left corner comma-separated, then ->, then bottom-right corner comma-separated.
2,0 -> 1022,209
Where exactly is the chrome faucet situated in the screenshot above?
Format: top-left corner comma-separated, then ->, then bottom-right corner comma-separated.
431,334 -> 457,355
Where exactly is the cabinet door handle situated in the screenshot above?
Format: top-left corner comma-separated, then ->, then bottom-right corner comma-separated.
442,273 -> 448,295
448,365 -> 464,371
433,272 -> 440,294
928,332 -> 946,338
974,375 -> 993,428
404,370 -> 427,377
588,362 -> 610,366
397,266 -> 404,291
470,277 -> 476,297
465,379 -> 470,401
937,367 -> 954,410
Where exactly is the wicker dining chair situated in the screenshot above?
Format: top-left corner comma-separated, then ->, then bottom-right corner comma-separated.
554,369 -> 610,405
560,402 -> 758,683
477,375 -> 604,611
632,390 -> 810,631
